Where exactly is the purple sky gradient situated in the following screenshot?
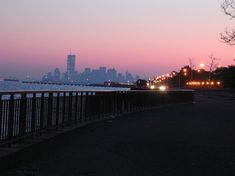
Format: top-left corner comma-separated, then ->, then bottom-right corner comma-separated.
0,0 -> 234,79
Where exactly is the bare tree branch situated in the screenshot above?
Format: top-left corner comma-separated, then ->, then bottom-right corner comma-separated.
208,54 -> 220,80
220,28 -> 235,45
221,0 -> 235,18
221,0 -> 235,45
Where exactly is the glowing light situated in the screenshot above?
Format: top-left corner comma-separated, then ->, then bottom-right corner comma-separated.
183,69 -> 187,72
200,63 -> 205,68
159,86 -> 167,91
197,69 -> 201,72
186,80 -> 221,87
184,73 -> 187,76
150,85 -> 155,90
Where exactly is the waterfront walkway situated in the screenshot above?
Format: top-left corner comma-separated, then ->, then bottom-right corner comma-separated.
2,90 -> 235,176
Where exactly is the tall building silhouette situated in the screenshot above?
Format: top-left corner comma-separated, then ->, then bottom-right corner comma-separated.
67,54 -> 76,81
54,68 -> 61,82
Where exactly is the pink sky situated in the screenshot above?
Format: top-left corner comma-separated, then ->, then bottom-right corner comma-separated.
0,0 -> 234,79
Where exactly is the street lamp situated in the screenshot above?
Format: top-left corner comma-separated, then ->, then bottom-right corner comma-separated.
217,65 -> 222,69
199,63 -> 205,68
183,68 -> 188,76
197,63 -> 205,73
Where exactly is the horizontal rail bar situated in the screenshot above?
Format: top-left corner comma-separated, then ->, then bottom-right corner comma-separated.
0,89 -> 194,95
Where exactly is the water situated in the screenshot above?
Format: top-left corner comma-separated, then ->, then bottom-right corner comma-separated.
0,80 -> 130,92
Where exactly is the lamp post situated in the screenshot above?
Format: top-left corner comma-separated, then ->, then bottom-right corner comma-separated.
178,72 -> 181,88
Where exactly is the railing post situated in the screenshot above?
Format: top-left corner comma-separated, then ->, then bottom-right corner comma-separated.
115,92 -> 119,116
127,92 -> 130,113
94,93 -> 99,119
121,92 -> 125,114
40,93 -> 44,134
74,92 -> 78,122
55,92 -> 60,128
114,92 -> 118,116
31,93 -> 36,133
122,91 -> 125,114
19,93 -> 27,137
98,94 -> 102,119
0,95 -> 2,141
84,93 -> 88,121
62,92 -> 66,125
79,92 -> 83,123
8,94 -> 14,144
68,92 -> 72,125
109,93 -> 112,116
90,93 -> 94,120
102,94 -> 106,117
47,92 -> 53,129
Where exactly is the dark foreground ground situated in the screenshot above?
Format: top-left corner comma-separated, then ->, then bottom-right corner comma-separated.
1,90 -> 235,176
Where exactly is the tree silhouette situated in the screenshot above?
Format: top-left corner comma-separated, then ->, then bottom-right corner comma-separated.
221,0 -> 235,45
208,54 -> 219,81
188,58 -> 195,81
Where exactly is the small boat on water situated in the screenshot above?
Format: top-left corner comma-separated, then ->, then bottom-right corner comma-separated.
3,78 -> 20,82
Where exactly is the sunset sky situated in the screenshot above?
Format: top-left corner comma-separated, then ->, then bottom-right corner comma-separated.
0,0 -> 234,79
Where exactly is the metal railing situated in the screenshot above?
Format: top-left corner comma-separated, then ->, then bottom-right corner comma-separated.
0,90 -> 194,144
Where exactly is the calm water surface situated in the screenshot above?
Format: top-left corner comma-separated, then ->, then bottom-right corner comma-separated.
0,81 -> 129,92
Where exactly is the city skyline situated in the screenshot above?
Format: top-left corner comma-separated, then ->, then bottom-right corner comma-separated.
42,54 -> 139,84
1,0 -> 235,79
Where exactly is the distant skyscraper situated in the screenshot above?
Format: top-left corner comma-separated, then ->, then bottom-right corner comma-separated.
54,68 -> 61,82
117,73 -> 125,82
107,68 -> 117,82
67,54 -> 76,81
99,66 -> 107,81
125,71 -> 134,82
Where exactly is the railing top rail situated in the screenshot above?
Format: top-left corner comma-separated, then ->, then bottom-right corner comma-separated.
0,90 -> 125,95
0,89 -> 194,95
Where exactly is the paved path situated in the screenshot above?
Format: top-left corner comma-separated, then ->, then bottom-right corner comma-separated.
2,90 -> 235,176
